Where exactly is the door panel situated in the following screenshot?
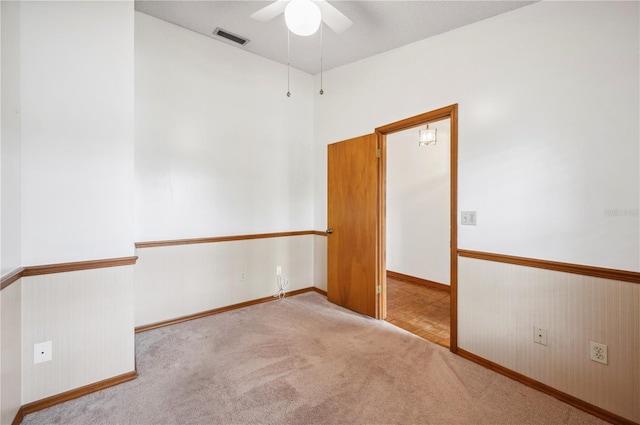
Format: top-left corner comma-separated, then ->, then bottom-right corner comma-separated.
327,134 -> 380,318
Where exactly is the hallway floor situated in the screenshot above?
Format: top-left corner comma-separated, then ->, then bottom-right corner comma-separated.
385,276 -> 451,348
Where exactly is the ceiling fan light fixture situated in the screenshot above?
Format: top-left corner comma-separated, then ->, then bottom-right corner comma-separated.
285,0 -> 321,36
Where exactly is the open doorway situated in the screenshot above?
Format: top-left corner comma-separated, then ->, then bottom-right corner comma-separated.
384,118 -> 452,348
375,104 -> 458,352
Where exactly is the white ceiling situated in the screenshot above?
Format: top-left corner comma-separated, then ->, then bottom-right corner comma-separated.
134,0 -> 536,75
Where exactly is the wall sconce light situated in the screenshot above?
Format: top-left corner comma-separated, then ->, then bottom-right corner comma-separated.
285,0 -> 322,36
418,124 -> 437,146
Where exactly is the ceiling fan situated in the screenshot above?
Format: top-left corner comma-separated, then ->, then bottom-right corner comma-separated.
250,0 -> 353,36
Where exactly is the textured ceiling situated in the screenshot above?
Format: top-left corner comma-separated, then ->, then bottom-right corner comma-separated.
135,1 -> 536,74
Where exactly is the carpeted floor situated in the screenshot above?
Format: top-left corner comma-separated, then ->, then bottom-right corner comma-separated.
23,292 -> 607,425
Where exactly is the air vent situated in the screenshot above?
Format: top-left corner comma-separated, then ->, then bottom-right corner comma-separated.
213,27 -> 250,46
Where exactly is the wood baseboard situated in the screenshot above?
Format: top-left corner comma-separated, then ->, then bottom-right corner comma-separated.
309,286 -> 327,296
15,371 -> 137,423
386,270 -> 450,292
457,348 -> 637,425
135,287 -> 326,333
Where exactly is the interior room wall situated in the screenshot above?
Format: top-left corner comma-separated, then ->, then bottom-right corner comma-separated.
386,119 -> 450,285
135,12 -> 314,242
13,0 -> 137,408
458,257 -> 639,422
314,1 -> 639,273
1,1 -> 22,423
1,281 -> 21,425
312,1 -> 639,421
135,236 -> 314,327
134,13 -> 316,325
21,267 -> 135,404
1,0 -> 21,276
20,1 -> 135,266
313,235 -> 327,291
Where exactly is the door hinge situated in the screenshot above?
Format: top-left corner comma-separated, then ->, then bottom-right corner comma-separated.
376,284 -> 381,294
376,149 -> 381,158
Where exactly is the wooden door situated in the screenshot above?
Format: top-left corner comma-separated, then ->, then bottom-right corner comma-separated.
327,133 -> 381,318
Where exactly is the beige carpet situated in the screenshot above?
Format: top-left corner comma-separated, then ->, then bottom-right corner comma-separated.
23,292 -> 607,425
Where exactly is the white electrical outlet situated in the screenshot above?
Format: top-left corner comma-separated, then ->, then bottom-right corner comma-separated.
276,266 -> 282,276
34,341 -> 52,364
590,342 -> 608,365
240,272 -> 245,281
533,326 -> 548,346
461,211 -> 477,226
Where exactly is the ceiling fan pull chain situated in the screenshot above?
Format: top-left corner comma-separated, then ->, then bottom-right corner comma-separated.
319,23 -> 324,95
286,29 -> 291,97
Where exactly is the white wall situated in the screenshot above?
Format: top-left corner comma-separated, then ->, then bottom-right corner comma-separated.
135,12 -> 314,242
459,257 -> 640,422
1,281 -> 21,425
312,1 -> 639,421
1,2 -> 23,424
314,1 -> 639,273
1,0 -> 21,276
313,235 -> 327,291
135,13 -> 314,326
387,119 -> 450,284
2,0 -> 137,414
21,267 -> 135,404
134,13 -> 316,326
20,1 -> 135,265
1,0 -> 636,421
135,236 -> 314,327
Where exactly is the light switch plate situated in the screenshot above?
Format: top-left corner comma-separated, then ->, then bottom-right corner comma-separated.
461,211 -> 477,225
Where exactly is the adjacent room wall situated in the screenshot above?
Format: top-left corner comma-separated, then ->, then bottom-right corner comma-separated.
312,1 -> 639,421
386,119 -> 451,285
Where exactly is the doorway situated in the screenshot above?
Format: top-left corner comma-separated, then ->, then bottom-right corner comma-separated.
325,105 -> 458,352
384,117 -> 452,348
376,104 -> 458,352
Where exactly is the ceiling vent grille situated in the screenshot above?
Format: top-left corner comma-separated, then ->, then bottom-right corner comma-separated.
213,27 -> 250,46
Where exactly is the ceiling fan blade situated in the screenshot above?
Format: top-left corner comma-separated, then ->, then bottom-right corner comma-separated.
250,0 -> 289,22
316,0 -> 353,33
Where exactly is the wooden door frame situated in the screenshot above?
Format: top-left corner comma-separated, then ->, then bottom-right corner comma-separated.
375,104 -> 459,353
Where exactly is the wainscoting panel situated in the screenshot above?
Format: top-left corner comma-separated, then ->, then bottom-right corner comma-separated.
134,234 -> 315,327
21,266 -> 135,404
1,279 -> 22,425
458,256 -> 640,423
